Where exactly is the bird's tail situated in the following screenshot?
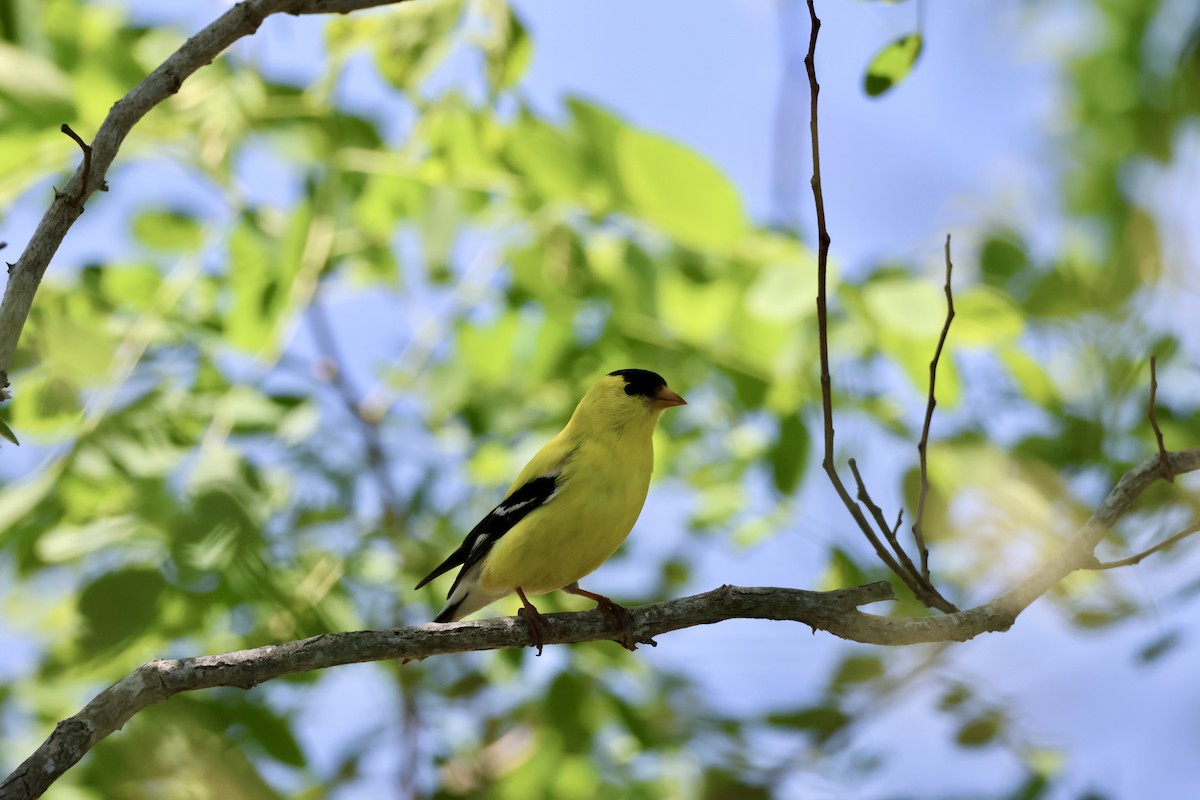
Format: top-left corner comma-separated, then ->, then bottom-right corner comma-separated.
433,599 -> 464,624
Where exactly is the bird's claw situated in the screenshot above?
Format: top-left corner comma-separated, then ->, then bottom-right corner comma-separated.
593,597 -> 647,652
517,604 -> 552,656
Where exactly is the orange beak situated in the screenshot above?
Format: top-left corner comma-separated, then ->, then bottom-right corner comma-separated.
651,386 -> 687,410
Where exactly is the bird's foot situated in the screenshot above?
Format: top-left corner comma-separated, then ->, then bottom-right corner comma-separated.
595,597 -> 643,652
516,587 -> 551,656
563,582 -> 652,652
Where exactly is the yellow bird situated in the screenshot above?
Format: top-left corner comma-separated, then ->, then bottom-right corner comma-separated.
415,369 -> 686,653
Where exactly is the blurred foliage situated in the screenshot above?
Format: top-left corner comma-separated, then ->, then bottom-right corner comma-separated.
0,0 -> 1198,798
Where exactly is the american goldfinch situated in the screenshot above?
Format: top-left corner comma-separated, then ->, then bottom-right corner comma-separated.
415,369 -> 686,654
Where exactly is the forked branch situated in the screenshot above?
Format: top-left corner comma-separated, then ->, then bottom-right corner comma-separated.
804,0 -> 956,612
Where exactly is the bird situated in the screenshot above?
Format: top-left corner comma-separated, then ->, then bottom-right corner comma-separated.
414,369 -> 686,655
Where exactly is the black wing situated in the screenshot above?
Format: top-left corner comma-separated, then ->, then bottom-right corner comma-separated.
413,473 -> 562,597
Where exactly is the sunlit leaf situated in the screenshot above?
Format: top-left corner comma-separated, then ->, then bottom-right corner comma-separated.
8,372 -> 79,436
131,209 -> 203,252
481,0 -> 531,92
864,33 -> 923,97
0,40 -> 74,127
861,275 -> 945,339
616,127 -> 748,250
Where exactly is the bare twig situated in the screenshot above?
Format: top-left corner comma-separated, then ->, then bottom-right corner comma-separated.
307,285 -> 404,518
1147,356 -> 1174,483
912,234 -> 956,578
804,0 -> 956,613
849,458 -> 920,577
805,0 -> 834,465
58,124 -> 103,200
1089,520 -> 1200,570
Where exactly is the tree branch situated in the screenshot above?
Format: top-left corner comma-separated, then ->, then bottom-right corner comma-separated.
1088,519 -> 1200,570
804,0 -> 956,613
0,0 -> 414,393
0,582 -> 895,800
7,444 -> 1198,799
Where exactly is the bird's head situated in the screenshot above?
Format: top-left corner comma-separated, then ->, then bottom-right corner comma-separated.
570,369 -> 686,434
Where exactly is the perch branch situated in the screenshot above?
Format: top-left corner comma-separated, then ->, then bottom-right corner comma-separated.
7,444 -> 1200,800
0,582 -> 895,800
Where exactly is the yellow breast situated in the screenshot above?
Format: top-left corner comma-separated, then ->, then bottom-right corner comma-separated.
478,435 -> 654,595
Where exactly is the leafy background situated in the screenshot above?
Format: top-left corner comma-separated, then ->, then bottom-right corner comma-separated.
2,0 -> 1199,797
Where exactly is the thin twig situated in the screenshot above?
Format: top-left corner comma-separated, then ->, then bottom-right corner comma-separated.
849,458 -> 920,577
805,0 -> 834,468
1147,356 -> 1174,483
1089,520 -> 1200,570
804,0 -> 956,613
307,285 -> 404,519
912,234 -> 956,579
58,124 -> 98,200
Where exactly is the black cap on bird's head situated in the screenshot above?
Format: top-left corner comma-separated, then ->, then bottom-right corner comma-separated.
608,369 -> 687,409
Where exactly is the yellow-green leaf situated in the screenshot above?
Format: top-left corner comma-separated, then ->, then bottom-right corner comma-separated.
131,209 -> 203,252
616,128 -> 748,250
861,276 -> 945,339
864,33 -> 923,98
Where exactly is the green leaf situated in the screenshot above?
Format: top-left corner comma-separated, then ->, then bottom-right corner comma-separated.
506,113 -> 582,203
235,702 -> 306,767
1137,631 -> 1181,664
100,263 -> 165,311
545,671 -> 591,754
832,654 -> 885,688
955,713 -> 1003,748
767,706 -> 850,743
131,209 -> 203,252
1000,348 -> 1058,405
0,40 -> 75,128
225,207 -> 309,353
658,272 -> 738,346
0,415 -> 18,445
771,412 -> 809,494
861,275 -> 946,339
8,372 -> 79,436
980,236 -> 1029,290
864,33 -> 923,98
952,287 -> 1025,344
359,0 -> 464,92
77,567 -> 166,654
481,0 -> 531,92
616,127 -> 748,250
